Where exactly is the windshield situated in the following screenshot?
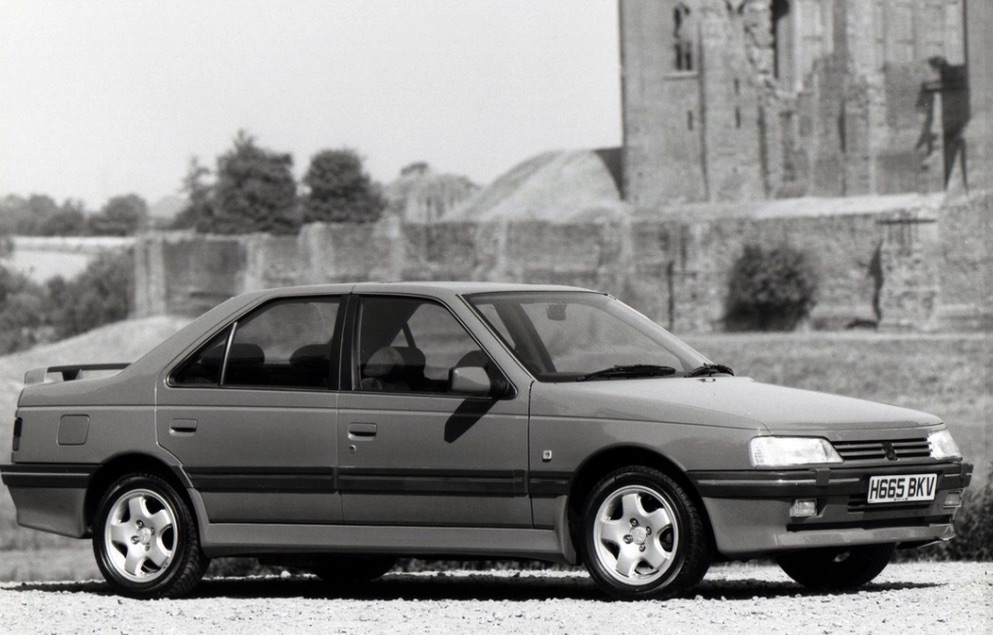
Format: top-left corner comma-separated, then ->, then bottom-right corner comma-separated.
466,291 -> 709,382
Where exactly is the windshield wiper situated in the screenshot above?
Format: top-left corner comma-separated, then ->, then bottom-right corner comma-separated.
577,364 -> 677,382
686,363 -> 734,377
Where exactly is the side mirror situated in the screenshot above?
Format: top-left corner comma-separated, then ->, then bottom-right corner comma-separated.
450,366 -> 494,397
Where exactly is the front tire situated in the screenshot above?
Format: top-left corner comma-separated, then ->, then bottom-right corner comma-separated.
580,466 -> 711,600
776,544 -> 895,590
93,473 -> 209,598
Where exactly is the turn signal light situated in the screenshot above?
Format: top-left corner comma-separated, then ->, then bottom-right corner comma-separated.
944,491 -> 963,508
12,417 -> 22,452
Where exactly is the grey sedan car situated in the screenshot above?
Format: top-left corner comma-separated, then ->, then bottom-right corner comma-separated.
1,282 -> 972,599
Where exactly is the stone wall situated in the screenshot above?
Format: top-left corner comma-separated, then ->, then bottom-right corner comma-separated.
132,193 -> 991,333
933,191 -> 993,329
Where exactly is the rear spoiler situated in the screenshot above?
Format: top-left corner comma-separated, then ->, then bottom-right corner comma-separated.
24,363 -> 131,386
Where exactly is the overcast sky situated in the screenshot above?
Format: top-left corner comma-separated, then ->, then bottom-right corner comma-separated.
0,0 -> 621,209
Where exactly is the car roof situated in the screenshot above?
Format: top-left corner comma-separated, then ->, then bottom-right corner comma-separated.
254,281 -> 600,298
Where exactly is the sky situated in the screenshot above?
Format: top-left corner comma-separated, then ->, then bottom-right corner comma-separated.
0,0 -> 622,210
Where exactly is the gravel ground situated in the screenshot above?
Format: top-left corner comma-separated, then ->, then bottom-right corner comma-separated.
0,562 -> 988,634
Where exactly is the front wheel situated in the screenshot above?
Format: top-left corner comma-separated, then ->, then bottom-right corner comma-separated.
580,466 -> 711,600
776,544 -> 895,590
93,473 -> 209,598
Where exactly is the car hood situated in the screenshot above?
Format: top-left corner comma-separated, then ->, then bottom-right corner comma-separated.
529,376 -> 941,432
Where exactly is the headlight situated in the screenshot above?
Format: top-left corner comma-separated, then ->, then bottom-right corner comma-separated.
928,429 -> 961,460
749,437 -> 843,467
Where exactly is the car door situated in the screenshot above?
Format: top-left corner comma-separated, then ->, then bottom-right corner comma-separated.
157,295 -> 344,524
337,294 -> 531,528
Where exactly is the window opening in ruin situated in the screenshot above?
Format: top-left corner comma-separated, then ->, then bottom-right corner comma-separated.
687,110 -> 694,131
735,107 -> 742,129
889,1 -> 915,64
772,0 -> 793,88
874,0 -> 887,70
922,3 -> 944,59
673,2 -> 695,72
734,78 -> 740,96
799,0 -> 826,80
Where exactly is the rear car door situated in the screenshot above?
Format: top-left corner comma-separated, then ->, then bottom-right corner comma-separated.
337,294 -> 531,527
157,295 -> 344,524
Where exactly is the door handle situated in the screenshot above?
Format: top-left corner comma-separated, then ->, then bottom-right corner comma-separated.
348,422 -> 378,439
170,419 -> 198,433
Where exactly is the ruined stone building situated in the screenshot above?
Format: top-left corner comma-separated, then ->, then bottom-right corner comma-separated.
620,0 -> 992,208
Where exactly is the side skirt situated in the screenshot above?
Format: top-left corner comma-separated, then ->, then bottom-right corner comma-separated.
200,523 -> 573,564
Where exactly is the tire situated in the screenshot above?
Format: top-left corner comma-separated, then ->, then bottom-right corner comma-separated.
93,473 -> 209,599
776,544 -> 895,590
310,555 -> 397,586
580,466 -> 711,600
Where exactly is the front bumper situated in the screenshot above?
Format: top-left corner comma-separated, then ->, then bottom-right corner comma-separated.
688,460 -> 972,558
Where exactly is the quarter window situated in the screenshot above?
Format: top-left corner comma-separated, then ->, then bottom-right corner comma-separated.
171,327 -> 231,386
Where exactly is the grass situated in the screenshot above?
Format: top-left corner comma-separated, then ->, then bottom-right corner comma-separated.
0,323 -> 989,580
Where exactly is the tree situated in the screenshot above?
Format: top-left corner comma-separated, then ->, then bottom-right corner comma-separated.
87,194 -> 149,236
301,149 -> 385,224
172,157 -> 214,231
208,130 -> 299,234
38,199 -> 87,236
0,195 -> 28,235
15,195 -> 61,235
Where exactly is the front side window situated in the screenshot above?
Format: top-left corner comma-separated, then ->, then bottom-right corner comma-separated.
355,296 -> 495,394
467,292 -> 707,382
171,297 -> 341,390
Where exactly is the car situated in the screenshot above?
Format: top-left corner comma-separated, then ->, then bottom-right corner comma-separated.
1,282 -> 973,599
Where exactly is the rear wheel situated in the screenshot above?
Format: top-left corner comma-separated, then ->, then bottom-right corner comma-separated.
310,555 -> 397,586
580,466 -> 711,600
776,544 -> 895,590
93,473 -> 209,598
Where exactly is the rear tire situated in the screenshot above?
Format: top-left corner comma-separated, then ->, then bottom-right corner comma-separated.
93,473 -> 209,599
776,544 -> 895,590
580,466 -> 711,600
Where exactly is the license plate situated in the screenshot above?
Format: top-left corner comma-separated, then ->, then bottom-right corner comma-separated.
867,474 -> 938,504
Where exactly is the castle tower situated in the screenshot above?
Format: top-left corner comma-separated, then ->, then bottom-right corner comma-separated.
619,0 -> 766,209
620,0 -> 982,209
963,0 -> 993,190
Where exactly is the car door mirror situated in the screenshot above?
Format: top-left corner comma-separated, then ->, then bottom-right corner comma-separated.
450,366 -> 493,396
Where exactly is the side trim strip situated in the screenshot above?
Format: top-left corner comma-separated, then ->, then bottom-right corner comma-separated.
1,463 -> 95,489
338,468 -> 527,497
528,471 -> 572,497
185,467 -> 534,497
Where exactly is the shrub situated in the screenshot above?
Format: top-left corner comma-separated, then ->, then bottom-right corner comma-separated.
920,467 -> 993,561
725,243 -> 819,331
45,251 -> 133,340
0,265 -> 47,354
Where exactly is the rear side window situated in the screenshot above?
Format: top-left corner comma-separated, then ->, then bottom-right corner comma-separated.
171,297 -> 342,390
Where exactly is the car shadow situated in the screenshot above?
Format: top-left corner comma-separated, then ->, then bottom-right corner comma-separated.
4,572 -> 941,602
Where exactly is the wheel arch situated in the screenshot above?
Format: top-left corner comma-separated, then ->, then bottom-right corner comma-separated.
566,445 -> 717,558
83,453 -> 192,535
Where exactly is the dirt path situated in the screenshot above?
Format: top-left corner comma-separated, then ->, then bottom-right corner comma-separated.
1,563 -> 989,634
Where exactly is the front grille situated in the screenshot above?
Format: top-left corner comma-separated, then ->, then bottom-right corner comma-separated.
832,438 -> 931,462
